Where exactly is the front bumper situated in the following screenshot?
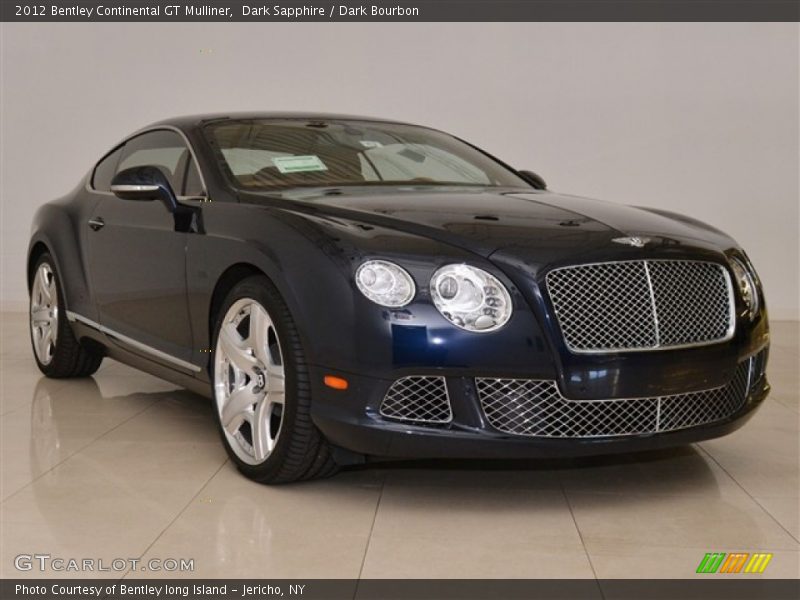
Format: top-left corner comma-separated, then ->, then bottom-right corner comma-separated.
309,349 -> 769,459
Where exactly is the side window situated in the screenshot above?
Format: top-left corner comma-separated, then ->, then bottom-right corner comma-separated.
183,159 -> 205,196
116,130 -> 193,194
92,145 -> 124,191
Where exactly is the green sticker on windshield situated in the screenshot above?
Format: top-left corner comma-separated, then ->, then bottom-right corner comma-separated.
273,155 -> 328,174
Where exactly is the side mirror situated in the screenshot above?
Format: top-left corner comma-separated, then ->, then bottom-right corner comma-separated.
111,166 -> 178,211
518,170 -> 547,190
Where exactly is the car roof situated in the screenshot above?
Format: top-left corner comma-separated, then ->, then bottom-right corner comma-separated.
145,112 -> 417,132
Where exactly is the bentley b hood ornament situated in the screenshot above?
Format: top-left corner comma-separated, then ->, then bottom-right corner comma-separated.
612,236 -> 652,248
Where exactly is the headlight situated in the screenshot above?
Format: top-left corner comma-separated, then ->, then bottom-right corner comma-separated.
355,260 -> 415,307
729,257 -> 759,319
430,264 -> 512,332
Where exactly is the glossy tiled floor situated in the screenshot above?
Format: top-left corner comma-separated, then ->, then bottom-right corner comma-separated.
1,312 -> 797,579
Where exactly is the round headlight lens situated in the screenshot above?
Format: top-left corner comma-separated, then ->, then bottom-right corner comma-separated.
355,260 -> 415,307
430,264 -> 512,332
729,257 -> 759,319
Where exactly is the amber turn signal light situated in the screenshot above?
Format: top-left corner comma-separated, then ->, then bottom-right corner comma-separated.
324,375 -> 349,390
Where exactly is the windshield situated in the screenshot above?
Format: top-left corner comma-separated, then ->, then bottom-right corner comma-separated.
205,119 -> 529,190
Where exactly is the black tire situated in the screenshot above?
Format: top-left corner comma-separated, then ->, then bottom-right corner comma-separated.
29,253 -> 103,378
211,275 -> 339,484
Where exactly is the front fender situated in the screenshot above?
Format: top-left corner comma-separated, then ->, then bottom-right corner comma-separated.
28,184 -> 99,321
188,203 -> 555,381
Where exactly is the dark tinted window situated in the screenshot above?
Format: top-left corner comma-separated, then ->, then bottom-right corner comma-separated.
183,159 -> 205,196
92,145 -> 123,191
117,130 -> 192,193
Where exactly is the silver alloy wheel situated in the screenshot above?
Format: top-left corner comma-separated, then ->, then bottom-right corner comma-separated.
30,263 -> 59,366
213,298 -> 286,465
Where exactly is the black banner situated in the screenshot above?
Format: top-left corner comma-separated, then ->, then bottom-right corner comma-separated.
1,1 -> 799,23
2,579 -> 800,600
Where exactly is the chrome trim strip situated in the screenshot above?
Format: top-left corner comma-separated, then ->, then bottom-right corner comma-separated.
655,396 -> 662,431
546,259 -> 737,355
642,260 -> 660,347
110,184 -> 159,193
723,265 -> 737,339
66,311 -> 202,372
476,375 -> 731,404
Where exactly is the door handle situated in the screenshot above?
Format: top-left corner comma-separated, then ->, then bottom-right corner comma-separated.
88,217 -> 105,231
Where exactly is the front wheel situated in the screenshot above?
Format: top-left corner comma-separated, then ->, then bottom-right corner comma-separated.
211,276 -> 338,483
29,253 -> 103,378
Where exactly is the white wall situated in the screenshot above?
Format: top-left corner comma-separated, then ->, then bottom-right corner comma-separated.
1,23 -> 797,318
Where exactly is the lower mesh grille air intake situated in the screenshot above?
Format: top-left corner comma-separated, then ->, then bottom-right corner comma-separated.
380,376 -> 452,424
476,359 -> 751,438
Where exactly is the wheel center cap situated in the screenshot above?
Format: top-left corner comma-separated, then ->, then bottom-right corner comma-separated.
254,369 -> 266,391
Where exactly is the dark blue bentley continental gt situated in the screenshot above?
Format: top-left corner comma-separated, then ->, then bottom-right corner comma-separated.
27,113 -> 769,482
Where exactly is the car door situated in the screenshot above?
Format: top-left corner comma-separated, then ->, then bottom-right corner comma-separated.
86,129 -> 202,370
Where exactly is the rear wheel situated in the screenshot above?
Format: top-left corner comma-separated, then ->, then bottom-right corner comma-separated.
211,276 -> 338,483
29,253 -> 103,377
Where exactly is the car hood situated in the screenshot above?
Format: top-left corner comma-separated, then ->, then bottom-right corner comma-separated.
243,186 -> 736,268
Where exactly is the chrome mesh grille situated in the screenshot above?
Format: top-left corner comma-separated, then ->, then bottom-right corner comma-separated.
647,261 -> 732,346
546,260 -> 734,353
380,376 -> 452,424
658,369 -> 749,431
476,359 -> 751,438
547,261 -> 656,351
